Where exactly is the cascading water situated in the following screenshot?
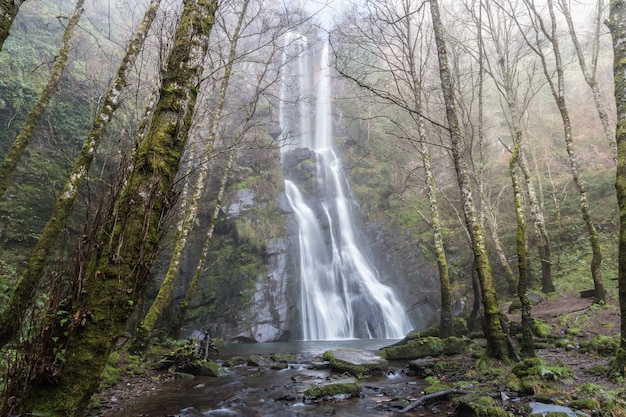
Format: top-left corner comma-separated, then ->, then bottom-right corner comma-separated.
280,37 -> 412,340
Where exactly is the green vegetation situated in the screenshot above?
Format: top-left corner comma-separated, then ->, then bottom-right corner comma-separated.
381,336 -> 470,360
303,378 -> 361,400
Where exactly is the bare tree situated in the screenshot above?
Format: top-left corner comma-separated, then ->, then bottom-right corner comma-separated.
332,0 -> 455,337
0,0 -> 84,199
521,0 -> 605,303
429,0 -> 510,361
559,0 -> 616,164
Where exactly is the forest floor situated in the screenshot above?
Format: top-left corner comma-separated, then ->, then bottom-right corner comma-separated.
91,292 -> 624,416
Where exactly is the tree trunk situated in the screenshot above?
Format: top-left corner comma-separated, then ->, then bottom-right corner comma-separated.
0,0 -> 23,52
0,0 -> 84,200
519,149 -> 554,293
511,130 -> 535,358
131,0 -> 249,351
0,0 -> 162,349
169,32 -> 279,337
429,0 -> 510,362
421,139 -> 452,338
544,0 -> 605,303
560,0 -> 616,164
23,1 -> 218,415
170,145 -> 236,338
608,0 -> 626,378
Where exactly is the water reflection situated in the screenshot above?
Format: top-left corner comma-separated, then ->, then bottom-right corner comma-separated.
103,340 -> 451,417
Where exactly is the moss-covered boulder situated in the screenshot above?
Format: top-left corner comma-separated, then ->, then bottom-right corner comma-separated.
323,348 -> 388,377
453,395 -> 514,417
578,335 -> 619,356
303,377 -> 361,401
381,336 -> 470,360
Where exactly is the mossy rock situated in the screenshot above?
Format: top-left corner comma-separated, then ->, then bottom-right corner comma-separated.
303,378 -> 361,401
508,299 -> 523,313
323,349 -> 388,377
224,356 -> 247,367
178,360 -> 225,377
247,355 -> 274,367
406,318 -> 468,338
578,335 -> 619,356
454,395 -> 514,417
532,319 -> 552,339
424,376 -> 452,394
511,358 -> 573,382
569,398 -> 599,411
381,336 -> 470,360
270,353 -> 294,363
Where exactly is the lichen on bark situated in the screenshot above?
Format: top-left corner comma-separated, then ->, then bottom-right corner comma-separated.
22,0 -> 219,415
608,0 -> 626,378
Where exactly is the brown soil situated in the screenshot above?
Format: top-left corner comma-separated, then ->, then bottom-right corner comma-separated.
507,292 -> 621,390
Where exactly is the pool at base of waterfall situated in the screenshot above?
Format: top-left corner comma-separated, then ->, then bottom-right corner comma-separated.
99,340 -> 453,417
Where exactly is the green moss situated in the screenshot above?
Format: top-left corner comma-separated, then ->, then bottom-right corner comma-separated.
532,319 -> 552,339
568,398 -> 599,410
381,336 -> 469,360
454,394 -> 513,417
579,335 -> 619,356
323,350 -> 388,377
303,379 -> 361,400
424,376 -> 451,394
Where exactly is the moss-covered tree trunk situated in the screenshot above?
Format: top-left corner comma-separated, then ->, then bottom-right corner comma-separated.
131,0 -> 249,351
0,0 -> 23,52
171,144 -> 236,338
429,0 -> 509,362
0,0 -> 162,349
510,131 -> 535,358
419,133 -> 452,338
0,0 -> 84,200
608,0 -> 626,378
22,1 -> 218,415
525,0 -> 605,303
519,149 -> 554,293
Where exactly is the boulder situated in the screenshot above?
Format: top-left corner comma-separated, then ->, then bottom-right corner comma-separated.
323,348 -> 388,376
381,336 -> 469,360
303,377 -> 361,401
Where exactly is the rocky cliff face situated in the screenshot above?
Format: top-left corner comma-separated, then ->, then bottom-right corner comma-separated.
182,141 -> 440,342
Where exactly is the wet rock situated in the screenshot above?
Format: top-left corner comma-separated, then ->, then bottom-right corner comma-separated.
303,377 -> 361,401
528,401 -> 591,417
381,336 -> 470,360
323,348 -> 388,376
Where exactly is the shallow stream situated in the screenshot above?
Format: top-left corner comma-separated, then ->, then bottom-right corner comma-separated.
106,340 -> 451,417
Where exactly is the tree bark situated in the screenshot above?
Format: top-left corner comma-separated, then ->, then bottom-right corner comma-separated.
170,25 -> 281,337
511,128 -> 535,358
532,0 -> 605,303
0,0 -> 162,349
131,0 -> 250,351
0,0 -> 84,200
608,0 -> 626,378
560,0 -> 617,164
0,0 -> 24,52
23,1 -> 218,415
429,0 -> 510,361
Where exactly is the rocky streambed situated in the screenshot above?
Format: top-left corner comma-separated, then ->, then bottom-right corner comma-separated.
91,331 -> 612,417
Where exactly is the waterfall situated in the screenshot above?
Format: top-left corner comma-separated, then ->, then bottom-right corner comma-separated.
280,38 -> 412,340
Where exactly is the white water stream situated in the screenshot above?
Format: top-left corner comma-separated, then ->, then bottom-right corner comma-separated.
280,38 -> 412,340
